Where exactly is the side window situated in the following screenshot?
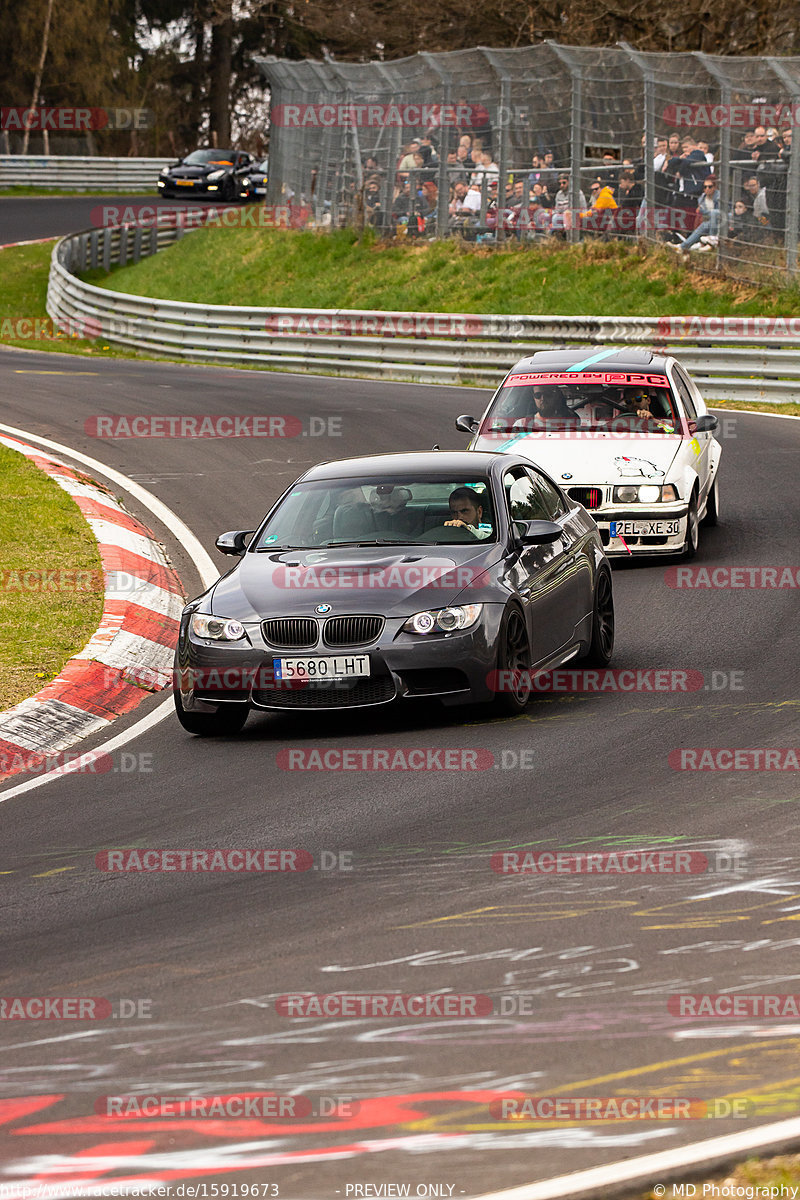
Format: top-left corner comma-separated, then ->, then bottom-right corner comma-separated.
505,470 -> 549,522
672,368 -> 697,420
526,468 -> 566,520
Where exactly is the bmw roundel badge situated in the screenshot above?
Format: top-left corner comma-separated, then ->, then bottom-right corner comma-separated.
561,473 -> 573,480
315,603 -> 332,614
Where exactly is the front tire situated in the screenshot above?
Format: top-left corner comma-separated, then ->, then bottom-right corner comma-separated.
492,606 -> 531,715
174,688 -> 249,736
682,490 -> 700,559
579,569 -> 614,666
221,176 -> 236,202
702,476 -> 719,526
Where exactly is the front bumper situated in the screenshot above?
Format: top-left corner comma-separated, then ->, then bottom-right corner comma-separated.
175,607 -> 505,713
591,505 -> 689,556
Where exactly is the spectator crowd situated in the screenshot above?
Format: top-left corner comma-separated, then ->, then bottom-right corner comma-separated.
356,118 -> 792,253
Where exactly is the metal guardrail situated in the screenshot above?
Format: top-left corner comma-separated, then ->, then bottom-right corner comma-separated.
46,221 -> 800,401
0,156 -> 171,190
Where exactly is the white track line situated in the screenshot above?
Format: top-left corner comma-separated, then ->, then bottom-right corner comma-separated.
475,1115 -> 800,1199
0,422 -> 219,803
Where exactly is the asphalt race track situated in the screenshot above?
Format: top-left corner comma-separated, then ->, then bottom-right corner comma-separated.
0,204 -> 798,1196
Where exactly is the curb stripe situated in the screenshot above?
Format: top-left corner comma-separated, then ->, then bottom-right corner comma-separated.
98,545 -> 185,597
0,436 -> 185,780
33,660 -> 153,718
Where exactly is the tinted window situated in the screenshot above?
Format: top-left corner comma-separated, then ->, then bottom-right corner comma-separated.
526,469 -> 566,520
505,470 -> 550,521
672,368 -> 697,420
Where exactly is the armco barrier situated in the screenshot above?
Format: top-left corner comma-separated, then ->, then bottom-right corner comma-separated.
0,156 -> 171,190
45,221 -> 800,400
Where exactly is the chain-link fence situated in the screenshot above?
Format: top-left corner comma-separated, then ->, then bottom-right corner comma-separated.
256,45 -> 800,282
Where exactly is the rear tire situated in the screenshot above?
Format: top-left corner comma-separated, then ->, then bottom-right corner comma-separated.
492,606 -> 531,715
702,476 -> 719,526
174,688 -> 249,736
578,569 -> 614,666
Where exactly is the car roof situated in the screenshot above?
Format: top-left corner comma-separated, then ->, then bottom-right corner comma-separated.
507,347 -> 671,375
300,451 -> 512,481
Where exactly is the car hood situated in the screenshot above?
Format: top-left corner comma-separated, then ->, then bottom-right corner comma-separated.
474,432 -> 682,483
209,544 -> 501,621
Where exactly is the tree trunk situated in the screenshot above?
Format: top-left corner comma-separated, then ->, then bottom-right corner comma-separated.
208,0 -> 233,146
23,0 -> 55,155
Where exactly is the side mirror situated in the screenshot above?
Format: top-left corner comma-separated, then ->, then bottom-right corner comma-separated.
693,414 -> 718,433
513,520 -> 563,545
455,414 -> 480,434
215,529 -> 255,556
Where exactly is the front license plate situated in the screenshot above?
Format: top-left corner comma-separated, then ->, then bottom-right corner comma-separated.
610,520 -> 680,537
176,180 -> 196,186
255,186 -> 267,194
274,655 -> 370,681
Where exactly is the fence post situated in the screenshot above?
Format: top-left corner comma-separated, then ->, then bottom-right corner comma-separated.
547,43 -> 584,245
766,59 -> 800,278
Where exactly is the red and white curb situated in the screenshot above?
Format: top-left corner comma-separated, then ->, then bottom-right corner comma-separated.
0,434 -> 184,779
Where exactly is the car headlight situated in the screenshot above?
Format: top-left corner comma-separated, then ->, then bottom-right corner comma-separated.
402,604 -> 483,635
613,485 -> 676,503
207,169 -> 226,181
191,613 -> 246,641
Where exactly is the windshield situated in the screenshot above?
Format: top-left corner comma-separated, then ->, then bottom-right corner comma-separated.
183,150 -> 234,166
480,371 -> 682,437
254,476 -> 497,549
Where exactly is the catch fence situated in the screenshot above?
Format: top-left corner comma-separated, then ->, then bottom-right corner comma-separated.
256,45 -> 800,283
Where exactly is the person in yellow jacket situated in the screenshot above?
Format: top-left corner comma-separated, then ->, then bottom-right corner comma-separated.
584,180 -> 618,213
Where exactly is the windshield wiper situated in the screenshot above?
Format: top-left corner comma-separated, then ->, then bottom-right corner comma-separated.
322,539 -> 420,547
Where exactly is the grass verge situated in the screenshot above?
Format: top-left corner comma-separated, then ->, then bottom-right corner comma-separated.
0,233 -> 798,414
642,1152 -> 800,1198
0,442 -> 104,709
87,227 -> 800,315
0,187 -> 153,197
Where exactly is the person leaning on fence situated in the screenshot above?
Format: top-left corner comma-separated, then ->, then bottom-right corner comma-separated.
617,171 -> 642,210
741,174 -> 772,240
668,175 -> 719,255
729,198 -> 759,243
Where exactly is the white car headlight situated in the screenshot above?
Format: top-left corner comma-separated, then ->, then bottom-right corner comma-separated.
613,485 -> 672,503
402,604 -> 483,635
191,613 -> 246,641
207,169 -> 226,181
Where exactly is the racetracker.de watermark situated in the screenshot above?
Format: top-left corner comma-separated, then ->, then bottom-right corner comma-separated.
90,203 -> 312,229
276,748 -> 520,771
665,566 -> 800,589
489,1096 -> 752,1120
264,313 -> 484,338
0,317 -> 102,341
658,316 -> 800,338
0,750 -> 153,777
84,414 -> 341,438
96,849 -> 314,872
668,993 -> 800,1018
0,997 -> 151,1019
96,1093 -> 358,1118
670,749 -> 799,770
272,102 -> 487,127
491,849 -> 746,874
487,668 -> 745,693
662,102 -> 800,127
276,993 -> 494,1017
0,106 -> 153,131
272,564 -> 489,589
